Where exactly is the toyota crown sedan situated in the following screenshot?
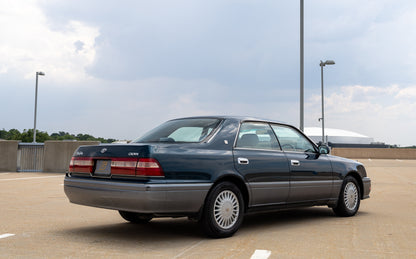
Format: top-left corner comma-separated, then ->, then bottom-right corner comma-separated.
64,116 -> 371,238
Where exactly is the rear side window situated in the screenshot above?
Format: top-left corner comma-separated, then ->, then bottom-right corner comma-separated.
235,122 -> 280,150
133,118 -> 222,143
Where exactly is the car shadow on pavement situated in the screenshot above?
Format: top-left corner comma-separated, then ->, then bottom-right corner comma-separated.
56,217 -> 204,244
55,207 -> 370,243
242,207 -> 343,230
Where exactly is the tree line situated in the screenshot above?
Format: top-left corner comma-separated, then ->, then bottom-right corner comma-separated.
0,129 -> 117,143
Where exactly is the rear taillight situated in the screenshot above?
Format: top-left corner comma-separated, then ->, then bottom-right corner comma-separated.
69,157 -> 164,177
136,158 -> 164,177
69,157 -> 94,173
111,158 -> 137,176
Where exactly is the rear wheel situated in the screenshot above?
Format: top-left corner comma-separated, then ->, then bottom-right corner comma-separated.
200,182 -> 244,238
333,176 -> 361,217
118,211 -> 153,223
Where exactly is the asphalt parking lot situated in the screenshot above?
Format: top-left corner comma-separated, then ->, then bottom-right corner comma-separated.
1,159 -> 415,258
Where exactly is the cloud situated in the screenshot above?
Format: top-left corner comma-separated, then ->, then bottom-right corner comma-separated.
0,0 -> 99,82
1,1 -> 416,147
395,86 -> 416,99
40,1 -> 301,89
304,0 -> 416,88
306,84 -> 416,146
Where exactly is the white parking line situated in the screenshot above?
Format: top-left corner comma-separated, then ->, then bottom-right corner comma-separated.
0,233 -> 15,239
250,250 -> 271,259
0,175 -> 62,182
172,240 -> 204,259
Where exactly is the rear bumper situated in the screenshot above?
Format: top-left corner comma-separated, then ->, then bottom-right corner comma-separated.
64,176 -> 212,215
362,177 -> 371,199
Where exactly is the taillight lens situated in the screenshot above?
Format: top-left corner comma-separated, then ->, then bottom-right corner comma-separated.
136,158 -> 164,177
69,157 -> 164,177
111,158 -> 137,176
69,157 -> 94,173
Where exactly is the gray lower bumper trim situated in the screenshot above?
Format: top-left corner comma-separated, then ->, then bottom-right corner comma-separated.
64,177 -> 212,214
362,177 -> 371,199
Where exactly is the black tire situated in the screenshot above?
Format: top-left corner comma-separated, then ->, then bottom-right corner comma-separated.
200,182 -> 244,238
333,176 -> 361,217
118,211 -> 153,223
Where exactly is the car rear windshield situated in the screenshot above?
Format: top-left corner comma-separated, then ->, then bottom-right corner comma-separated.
132,118 -> 222,143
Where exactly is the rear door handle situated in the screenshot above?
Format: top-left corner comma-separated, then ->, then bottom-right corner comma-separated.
238,157 -> 249,165
291,160 -> 300,166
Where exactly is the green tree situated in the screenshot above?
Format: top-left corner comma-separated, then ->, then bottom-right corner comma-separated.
21,129 -> 51,142
7,129 -> 22,140
0,129 -> 8,139
1,128 -> 119,143
76,133 -> 95,141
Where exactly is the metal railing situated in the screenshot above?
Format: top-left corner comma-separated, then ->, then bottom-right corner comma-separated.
17,143 -> 44,172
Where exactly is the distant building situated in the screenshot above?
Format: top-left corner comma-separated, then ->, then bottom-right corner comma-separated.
304,127 -> 388,148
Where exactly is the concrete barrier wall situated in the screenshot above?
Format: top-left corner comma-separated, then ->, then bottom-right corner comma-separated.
0,140 -> 19,172
332,148 -> 416,159
43,141 -> 100,173
2,141 -> 416,172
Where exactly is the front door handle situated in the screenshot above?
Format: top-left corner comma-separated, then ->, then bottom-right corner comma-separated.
291,160 -> 300,166
238,157 -> 249,165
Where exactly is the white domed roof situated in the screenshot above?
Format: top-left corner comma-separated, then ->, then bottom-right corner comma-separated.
304,127 -> 374,144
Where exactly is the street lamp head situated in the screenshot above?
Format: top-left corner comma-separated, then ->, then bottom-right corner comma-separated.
320,60 -> 335,66
37,71 -> 45,76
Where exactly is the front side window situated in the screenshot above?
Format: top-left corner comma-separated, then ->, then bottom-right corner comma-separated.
271,125 -> 316,152
236,122 -> 280,150
133,118 -> 222,143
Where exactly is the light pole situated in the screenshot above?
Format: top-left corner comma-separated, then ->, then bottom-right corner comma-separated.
33,71 -> 45,143
300,0 -> 304,132
319,60 -> 334,145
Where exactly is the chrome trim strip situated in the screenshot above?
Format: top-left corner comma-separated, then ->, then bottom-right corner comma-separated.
249,181 -> 290,188
146,183 -> 212,191
290,180 -> 333,187
204,119 -> 225,143
234,147 -> 284,152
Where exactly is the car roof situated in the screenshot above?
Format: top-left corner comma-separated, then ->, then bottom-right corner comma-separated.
170,115 -> 289,126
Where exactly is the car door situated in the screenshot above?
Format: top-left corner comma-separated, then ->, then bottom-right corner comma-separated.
233,122 -> 290,207
271,124 -> 333,203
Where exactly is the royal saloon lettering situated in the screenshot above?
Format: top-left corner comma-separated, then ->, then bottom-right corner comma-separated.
64,116 -> 371,238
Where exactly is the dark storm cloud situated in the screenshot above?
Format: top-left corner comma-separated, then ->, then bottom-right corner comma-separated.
41,1 -> 300,90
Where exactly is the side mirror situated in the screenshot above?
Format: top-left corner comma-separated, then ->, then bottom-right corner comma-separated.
318,145 -> 330,154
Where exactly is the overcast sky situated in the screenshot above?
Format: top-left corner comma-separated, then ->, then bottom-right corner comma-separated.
1,0 -> 416,146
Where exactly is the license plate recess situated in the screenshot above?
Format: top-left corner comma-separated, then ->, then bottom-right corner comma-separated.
94,160 -> 111,176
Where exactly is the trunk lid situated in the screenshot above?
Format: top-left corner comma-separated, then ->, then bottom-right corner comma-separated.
68,144 -> 163,178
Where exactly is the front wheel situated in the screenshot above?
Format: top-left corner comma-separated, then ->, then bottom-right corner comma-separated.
200,182 -> 244,238
333,176 -> 361,217
119,211 -> 153,223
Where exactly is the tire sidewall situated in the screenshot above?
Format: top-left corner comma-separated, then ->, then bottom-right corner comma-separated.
336,176 -> 361,217
201,182 -> 244,238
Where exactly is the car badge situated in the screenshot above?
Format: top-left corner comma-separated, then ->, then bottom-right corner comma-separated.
100,148 -> 107,154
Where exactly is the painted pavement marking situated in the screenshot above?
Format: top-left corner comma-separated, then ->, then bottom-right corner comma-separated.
0,233 -> 15,239
250,249 -> 272,259
172,240 -> 204,259
0,175 -> 62,182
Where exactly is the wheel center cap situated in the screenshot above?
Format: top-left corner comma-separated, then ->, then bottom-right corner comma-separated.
222,201 -> 233,218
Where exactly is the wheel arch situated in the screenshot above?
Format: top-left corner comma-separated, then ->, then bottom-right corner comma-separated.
208,173 -> 250,213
